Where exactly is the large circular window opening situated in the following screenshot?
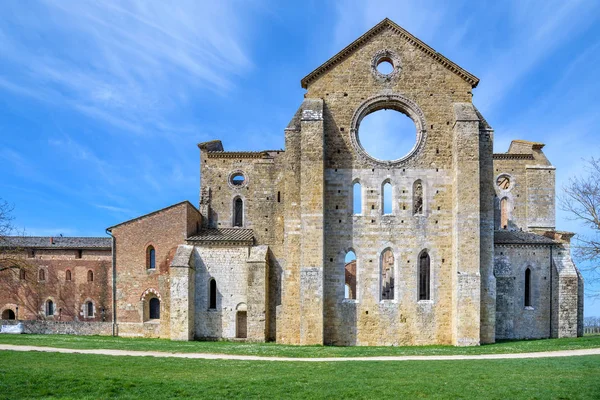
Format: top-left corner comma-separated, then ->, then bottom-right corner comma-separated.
357,109 -> 417,161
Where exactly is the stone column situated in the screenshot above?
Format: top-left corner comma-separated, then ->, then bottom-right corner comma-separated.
477,109 -> 496,344
246,245 -> 269,341
299,99 -> 325,345
169,245 -> 195,341
452,103 -> 482,346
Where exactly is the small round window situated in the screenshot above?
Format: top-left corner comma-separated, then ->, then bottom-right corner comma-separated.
230,172 -> 246,187
376,59 -> 394,75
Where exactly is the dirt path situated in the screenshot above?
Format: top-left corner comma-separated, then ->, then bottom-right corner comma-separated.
1,344 -> 600,362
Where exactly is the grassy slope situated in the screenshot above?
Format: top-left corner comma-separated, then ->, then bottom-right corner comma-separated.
0,334 -> 599,358
0,351 -> 599,399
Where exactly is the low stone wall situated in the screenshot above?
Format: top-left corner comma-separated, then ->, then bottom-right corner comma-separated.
0,319 -> 113,336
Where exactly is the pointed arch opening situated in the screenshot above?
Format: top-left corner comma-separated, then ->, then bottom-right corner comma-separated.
344,250 -> 357,300
233,197 -> 244,227
146,245 -> 156,270
500,197 -> 509,229
381,248 -> 395,300
419,251 -> 431,301
65,270 -> 72,281
353,181 -> 362,214
525,268 -> 532,307
209,278 -> 217,310
382,181 -> 392,215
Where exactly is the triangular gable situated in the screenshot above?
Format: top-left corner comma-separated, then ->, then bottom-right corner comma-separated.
301,18 -> 479,89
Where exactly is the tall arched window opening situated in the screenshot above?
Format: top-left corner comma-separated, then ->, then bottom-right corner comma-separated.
38,269 -> 45,281
149,298 -> 160,319
209,279 -> 217,309
413,180 -> 424,215
381,249 -> 395,300
524,268 -> 532,307
19,269 -> 26,280
233,198 -> 243,227
46,300 -> 54,317
419,251 -> 431,300
382,181 -> 392,214
87,270 -> 94,282
147,246 -> 156,270
65,270 -> 72,281
344,251 -> 357,300
500,197 -> 509,229
353,182 -> 362,214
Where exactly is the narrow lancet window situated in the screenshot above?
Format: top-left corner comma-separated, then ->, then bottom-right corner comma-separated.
383,181 -> 392,214
381,249 -> 394,300
353,182 -> 362,214
234,198 -> 243,227
419,251 -> 430,301
500,197 -> 508,229
525,268 -> 532,307
147,246 -> 156,270
209,279 -> 217,309
413,180 -> 424,215
344,251 -> 357,300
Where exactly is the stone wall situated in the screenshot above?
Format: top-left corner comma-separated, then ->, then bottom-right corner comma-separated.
494,244 -> 553,339
0,319 -> 112,336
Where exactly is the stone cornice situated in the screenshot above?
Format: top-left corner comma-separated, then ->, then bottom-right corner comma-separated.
300,18 -> 479,89
492,153 -> 534,160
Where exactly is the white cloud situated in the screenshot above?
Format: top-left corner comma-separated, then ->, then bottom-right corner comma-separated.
0,0 -> 261,135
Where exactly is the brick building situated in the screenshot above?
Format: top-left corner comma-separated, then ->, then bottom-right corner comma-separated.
0,19 -> 583,345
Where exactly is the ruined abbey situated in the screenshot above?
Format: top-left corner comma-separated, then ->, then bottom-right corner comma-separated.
0,19 -> 583,345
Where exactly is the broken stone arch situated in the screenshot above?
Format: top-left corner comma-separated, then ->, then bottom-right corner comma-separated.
350,94 -> 428,165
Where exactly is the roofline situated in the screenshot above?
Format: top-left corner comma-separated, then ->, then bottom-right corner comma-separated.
106,200 -> 199,231
0,236 -> 112,250
300,18 -> 479,89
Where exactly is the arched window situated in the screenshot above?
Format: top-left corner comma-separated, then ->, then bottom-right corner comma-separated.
381,248 -> 394,300
2,309 -> 15,320
413,180 -> 424,215
419,251 -> 431,300
233,197 -> 243,227
500,197 -> 509,229
19,269 -> 26,280
87,270 -> 94,282
382,181 -> 392,214
65,270 -> 72,281
525,268 -> 532,307
46,300 -> 54,316
344,251 -> 357,300
86,301 -> 94,317
38,269 -> 45,281
353,181 -> 362,214
147,246 -> 156,270
149,298 -> 160,319
209,279 -> 217,309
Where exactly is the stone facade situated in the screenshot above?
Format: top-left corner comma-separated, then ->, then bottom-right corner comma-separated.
0,19 -> 583,345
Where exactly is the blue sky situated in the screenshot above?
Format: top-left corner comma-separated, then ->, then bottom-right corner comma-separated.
1,1 -> 599,314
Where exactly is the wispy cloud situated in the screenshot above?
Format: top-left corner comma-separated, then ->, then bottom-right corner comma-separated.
0,0 -> 261,135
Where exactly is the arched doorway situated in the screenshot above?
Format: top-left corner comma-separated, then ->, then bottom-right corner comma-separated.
2,309 -> 15,320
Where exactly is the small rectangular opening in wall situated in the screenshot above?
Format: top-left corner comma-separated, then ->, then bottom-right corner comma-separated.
76,250 -> 82,259
28,250 -> 35,258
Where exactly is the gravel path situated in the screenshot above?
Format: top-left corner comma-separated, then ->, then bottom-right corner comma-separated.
1,344 -> 600,362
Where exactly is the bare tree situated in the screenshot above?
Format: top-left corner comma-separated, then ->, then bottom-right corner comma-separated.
0,198 -> 28,274
560,158 -> 600,295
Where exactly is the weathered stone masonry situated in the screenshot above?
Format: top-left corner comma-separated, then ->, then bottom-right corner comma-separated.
1,18 -> 583,345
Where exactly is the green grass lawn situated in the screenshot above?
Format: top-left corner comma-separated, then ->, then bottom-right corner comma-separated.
0,334 -> 599,358
0,350 -> 599,399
